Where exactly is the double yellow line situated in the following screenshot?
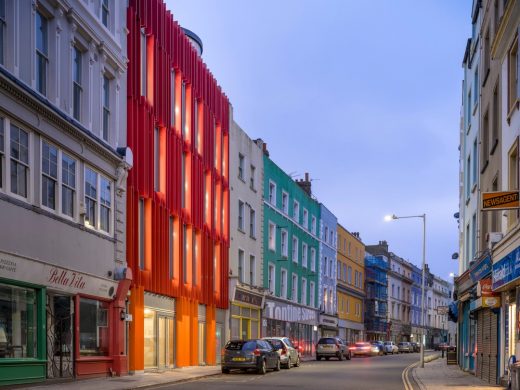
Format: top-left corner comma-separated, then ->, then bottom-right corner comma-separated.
402,361 -> 419,390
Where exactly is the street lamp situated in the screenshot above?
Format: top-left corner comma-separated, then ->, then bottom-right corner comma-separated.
385,213 -> 427,368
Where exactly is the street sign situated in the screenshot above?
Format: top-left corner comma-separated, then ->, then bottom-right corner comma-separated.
482,191 -> 520,211
436,306 -> 449,315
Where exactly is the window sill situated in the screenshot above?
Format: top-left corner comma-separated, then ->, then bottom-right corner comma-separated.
238,176 -> 245,183
250,185 -> 257,193
480,159 -> 489,174
249,235 -> 256,240
237,227 -> 246,234
490,138 -> 499,155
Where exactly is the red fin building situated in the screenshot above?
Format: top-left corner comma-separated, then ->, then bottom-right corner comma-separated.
126,0 -> 230,370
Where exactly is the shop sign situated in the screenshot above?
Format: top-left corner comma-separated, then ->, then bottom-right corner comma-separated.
477,278 -> 496,297
492,246 -> 520,290
469,256 -> 492,283
264,299 -> 318,324
0,250 -> 117,299
482,191 -> 520,210
234,288 -> 263,308
319,314 -> 338,327
474,296 -> 501,309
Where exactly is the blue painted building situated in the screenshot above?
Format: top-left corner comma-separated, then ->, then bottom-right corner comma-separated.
364,253 -> 389,341
410,263 -> 423,343
318,204 -> 339,337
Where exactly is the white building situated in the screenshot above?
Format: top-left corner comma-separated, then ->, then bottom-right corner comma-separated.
228,119 -> 265,341
0,0 -> 131,385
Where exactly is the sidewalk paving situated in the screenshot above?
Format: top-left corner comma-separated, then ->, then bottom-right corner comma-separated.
412,356 -> 505,390
20,354 -> 317,390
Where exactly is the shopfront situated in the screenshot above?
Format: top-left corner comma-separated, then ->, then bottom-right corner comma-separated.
143,293 -> 176,370
0,250 -> 130,386
319,313 -> 338,338
230,287 -> 263,340
339,319 -> 364,343
262,298 -> 318,357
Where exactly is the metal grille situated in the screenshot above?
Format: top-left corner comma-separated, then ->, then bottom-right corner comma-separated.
46,296 -> 73,379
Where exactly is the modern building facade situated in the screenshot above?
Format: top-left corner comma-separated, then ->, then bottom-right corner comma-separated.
364,253 -> 389,341
318,204 -> 338,337
228,120 -> 264,344
126,0 -> 230,371
262,151 -> 320,357
336,225 -> 365,343
0,0 -> 131,385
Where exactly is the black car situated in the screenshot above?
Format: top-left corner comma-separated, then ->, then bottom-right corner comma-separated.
221,339 -> 280,374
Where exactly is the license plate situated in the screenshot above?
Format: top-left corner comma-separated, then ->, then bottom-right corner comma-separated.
232,357 -> 246,361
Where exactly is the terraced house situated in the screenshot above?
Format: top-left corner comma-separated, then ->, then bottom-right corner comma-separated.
262,149 -> 320,357
336,225 -> 366,343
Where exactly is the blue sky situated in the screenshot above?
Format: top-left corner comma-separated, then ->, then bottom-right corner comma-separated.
167,0 -> 472,281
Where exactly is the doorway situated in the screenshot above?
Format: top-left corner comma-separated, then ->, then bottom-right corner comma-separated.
144,308 -> 175,370
46,295 -> 73,378
158,316 -> 175,369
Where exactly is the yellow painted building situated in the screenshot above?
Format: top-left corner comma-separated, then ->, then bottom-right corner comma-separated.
337,224 -> 365,343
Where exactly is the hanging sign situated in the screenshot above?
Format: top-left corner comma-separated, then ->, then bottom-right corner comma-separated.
482,191 -> 520,211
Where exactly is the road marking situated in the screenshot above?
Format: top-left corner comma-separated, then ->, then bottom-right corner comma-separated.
402,361 -> 418,390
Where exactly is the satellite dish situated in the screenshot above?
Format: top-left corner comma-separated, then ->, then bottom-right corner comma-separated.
452,253 -> 459,260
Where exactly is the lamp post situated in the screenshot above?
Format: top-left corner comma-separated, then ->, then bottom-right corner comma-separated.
385,213 -> 427,368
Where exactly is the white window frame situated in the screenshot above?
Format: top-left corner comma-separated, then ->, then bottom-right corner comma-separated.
281,229 -> 288,257
324,256 -> 328,276
72,46 -> 82,121
249,208 -> 256,238
268,221 -> 276,251
302,242 -> 308,268
238,200 -> 245,231
301,277 -> 307,306
238,153 -> 244,180
249,254 -> 256,286
101,0 -> 110,29
282,190 -> 289,214
250,164 -> 255,190
40,138 -> 78,221
281,268 -> 287,298
292,236 -> 298,263
269,180 -> 276,206
6,120 -> 33,203
311,247 -> 316,272
238,249 -> 244,283
310,281 -> 315,308
268,263 -> 275,294
302,208 -> 308,229
291,273 -> 298,302
293,200 -> 299,223
311,216 -> 316,235
84,165 -> 113,236
102,75 -> 110,142
35,10 -> 48,96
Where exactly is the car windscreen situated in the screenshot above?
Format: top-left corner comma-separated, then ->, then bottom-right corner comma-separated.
266,339 -> 283,349
318,338 -> 337,344
225,340 -> 257,351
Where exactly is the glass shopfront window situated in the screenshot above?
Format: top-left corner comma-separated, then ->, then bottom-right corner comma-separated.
230,304 -> 260,340
79,298 -> 109,356
0,283 -> 37,358
264,318 -> 314,356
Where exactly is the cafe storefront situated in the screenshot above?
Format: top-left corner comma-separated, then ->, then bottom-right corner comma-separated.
229,286 -> 264,340
262,297 -> 319,357
0,250 -> 131,386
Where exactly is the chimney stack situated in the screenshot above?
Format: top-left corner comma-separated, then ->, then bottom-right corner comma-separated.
296,172 -> 312,196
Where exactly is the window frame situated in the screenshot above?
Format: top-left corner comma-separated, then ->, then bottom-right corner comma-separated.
9,122 -> 31,202
72,46 -> 83,121
268,221 -> 276,251
238,153 -> 244,181
249,208 -> 256,238
280,268 -> 287,298
102,74 -> 110,142
293,200 -> 299,223
268,263 -> 275,294
35,10 -> 48,96
281,228 -> 288,257
84,165 -> 113,235
238,199 -> 245,231
268,180 -> 277,206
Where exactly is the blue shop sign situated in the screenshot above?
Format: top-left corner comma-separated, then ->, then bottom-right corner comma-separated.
470,256 -> 492,283
492,246 -> 520,290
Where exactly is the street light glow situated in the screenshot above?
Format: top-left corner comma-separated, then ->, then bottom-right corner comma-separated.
384,214 -> 394,222
449,272 -> 456,278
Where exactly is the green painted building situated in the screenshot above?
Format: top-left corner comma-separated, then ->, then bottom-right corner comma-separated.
261,152 -> 320,357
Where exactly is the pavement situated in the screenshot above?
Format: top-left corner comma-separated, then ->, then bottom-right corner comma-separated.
19,355 -> 317,390
412,355 -> 506,390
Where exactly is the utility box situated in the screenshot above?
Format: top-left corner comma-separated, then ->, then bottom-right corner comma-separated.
446,346 -> 457,365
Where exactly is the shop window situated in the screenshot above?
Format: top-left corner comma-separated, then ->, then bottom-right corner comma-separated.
0,283 -> 38,359
79,298 -> 109,356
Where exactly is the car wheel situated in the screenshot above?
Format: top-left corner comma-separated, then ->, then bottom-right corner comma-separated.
346,352 -> 352,360
295,356 -> 301,367
338,352 -> 344,361
258,359 -> 267,375
274,358 -> 281,372
222,367 -> 230,374
285,359 -> 291,369
316,355 -> 321,361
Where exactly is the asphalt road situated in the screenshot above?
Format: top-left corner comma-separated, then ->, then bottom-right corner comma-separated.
150,352 -> 432,390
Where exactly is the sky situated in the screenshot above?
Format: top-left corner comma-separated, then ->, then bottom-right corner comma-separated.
167,0 -> 472,281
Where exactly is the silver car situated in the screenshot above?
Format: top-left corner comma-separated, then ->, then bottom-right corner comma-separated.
316,337 -> 351,361
262,337 -> 300,368
384,341 -> 398,354
398,342 -> 412,353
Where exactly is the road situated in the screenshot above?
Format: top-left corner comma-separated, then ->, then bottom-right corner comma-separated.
150,352 -> 432,390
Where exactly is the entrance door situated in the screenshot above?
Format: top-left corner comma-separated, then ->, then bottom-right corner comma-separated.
47,295 -> 73,378
158,316 -> 175,369
216,324 -> 223,365
198,322 -> 206,365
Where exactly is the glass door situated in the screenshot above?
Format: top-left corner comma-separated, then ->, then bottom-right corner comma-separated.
198,322 -> 206,365
158,315 -> 174,369
144,309 -> 156,368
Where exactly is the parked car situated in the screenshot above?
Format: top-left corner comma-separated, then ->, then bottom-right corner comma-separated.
221,339 -> 280,374
410,342 -> 420,352
316,337 -> 351,361
371,341 -> 386,355
383,341 -> 399,354
262,337 -> 300,369
350,342 -> 381,357
398,342 -> 412,353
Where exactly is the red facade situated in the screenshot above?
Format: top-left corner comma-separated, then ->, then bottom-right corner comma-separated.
126,0 -> 230,369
